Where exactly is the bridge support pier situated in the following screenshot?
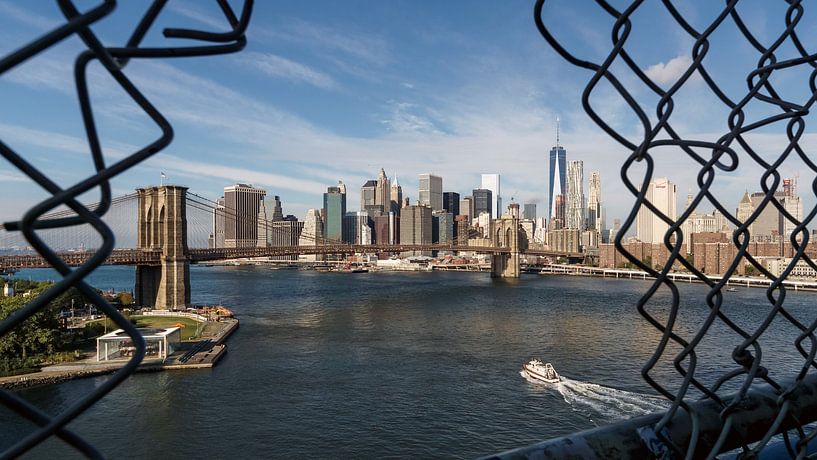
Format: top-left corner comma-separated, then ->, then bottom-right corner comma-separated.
491,216 -> 523,278
135,186 -> 190,310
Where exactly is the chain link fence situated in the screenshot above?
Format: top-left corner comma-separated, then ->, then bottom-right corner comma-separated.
0,1 -> 252,457
522,0 -> 817,458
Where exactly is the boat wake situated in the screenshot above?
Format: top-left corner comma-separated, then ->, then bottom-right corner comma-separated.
521,371 -> 668,422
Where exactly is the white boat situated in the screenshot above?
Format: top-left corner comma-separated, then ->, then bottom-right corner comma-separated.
521,359 -> 560,383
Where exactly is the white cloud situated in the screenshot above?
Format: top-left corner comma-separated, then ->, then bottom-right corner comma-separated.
237,52 -> 337,90
644,55 -> 702,86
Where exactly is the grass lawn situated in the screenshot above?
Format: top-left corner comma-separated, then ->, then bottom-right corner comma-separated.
91,316 -> 204,341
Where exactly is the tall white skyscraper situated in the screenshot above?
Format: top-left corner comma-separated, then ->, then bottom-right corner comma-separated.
565,160 -> 585,229
481,173 -> 501,218
636,177 -> 677,244
418,173 -> 443,211
587,171 -> 603,233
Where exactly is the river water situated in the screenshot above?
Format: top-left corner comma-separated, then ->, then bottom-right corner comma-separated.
2,266 -> 815,458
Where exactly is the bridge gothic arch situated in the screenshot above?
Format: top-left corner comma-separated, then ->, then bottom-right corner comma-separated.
135,186 -> 190,310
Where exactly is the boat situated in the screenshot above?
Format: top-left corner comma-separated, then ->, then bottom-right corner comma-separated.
726,287 -> 737,292
521,359 -> 560,383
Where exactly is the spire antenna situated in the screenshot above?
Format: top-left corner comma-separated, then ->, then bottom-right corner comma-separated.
556,116 -> 561,147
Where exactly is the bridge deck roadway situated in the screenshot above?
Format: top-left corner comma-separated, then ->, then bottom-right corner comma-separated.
0,246 -> 581,269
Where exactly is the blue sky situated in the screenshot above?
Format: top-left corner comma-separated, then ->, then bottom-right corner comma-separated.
1,1 -> 816,230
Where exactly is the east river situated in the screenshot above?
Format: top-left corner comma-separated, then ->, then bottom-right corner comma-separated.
2,265 -> 815,458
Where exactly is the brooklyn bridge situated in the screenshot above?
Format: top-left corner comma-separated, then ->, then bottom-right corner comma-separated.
0,185 -> 581,309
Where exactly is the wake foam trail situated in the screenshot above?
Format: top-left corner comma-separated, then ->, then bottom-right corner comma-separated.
557,377 -> 668,420
521,371 -> 667,421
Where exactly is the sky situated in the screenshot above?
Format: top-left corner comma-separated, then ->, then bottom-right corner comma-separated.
1,1 -> 817,232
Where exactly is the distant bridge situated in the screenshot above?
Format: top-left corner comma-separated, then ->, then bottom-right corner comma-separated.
1,186 -> 581,308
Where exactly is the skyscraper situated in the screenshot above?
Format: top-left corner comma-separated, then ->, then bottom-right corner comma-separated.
323,181 -> 346,242
375,168 -> 390,212
460,196 -> 473,220
472,189 -> 492,217
209,197 -> 226,248
481,174 -> 501,218
300,209 -> 324,246
361,180 -> 378,213
565,160 -> 585,229
523,203 -> 537,221
223,183 -> 266,248
636,177 -> 677,244
418,173 -> 443,211
587,171 -> 603,233
400,204 -> 432,253
549,121 -> 567,223
443,192 -> 460,216
269,195 -> 284,221
390,175 -> 403,214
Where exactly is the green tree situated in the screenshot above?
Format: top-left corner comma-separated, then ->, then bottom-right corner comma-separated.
0,284 -> 60,362
117,292 -> 134,306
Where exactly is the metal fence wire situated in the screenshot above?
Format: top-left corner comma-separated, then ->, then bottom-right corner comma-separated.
534,0 -> 817,458
0,1 -> 252,458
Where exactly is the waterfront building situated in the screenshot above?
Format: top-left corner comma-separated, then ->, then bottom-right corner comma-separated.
400,204 -> 432,255
565,160 -> 584,230
373,214 -> 390,244
224,183 -> 266,248
268,220 -> 304,260
548,122 -> 567,223
375,168 -> 390,213
343,211 -> 372,245
432,210 -> 454,245
472,188 -> 492,217
547,228 -> 581,253
636,177 -> 677,244
323,181 -> 347,243
481,173 -> 501,218
681,192 -> 729,253
418,173 -> 443,211
299,209 -> 324,261
443,192 -> 460,216
390,175 -> 403,215
587,171 -> 603,233
523,203 -> 537,221
739,178 -> 803,241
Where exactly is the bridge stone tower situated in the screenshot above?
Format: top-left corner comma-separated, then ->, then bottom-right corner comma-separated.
135,186 -> 190,310
491,215 -> 524,278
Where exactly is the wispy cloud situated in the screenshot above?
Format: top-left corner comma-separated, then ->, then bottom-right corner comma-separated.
167,1 -> 229,30
262,18 -> 391,66
237,52 -> 337,90
0,1 -> 60,30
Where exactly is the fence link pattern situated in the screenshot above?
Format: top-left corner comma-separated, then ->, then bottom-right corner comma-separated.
0,1 -> 252,457
536,1 -> 817,458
